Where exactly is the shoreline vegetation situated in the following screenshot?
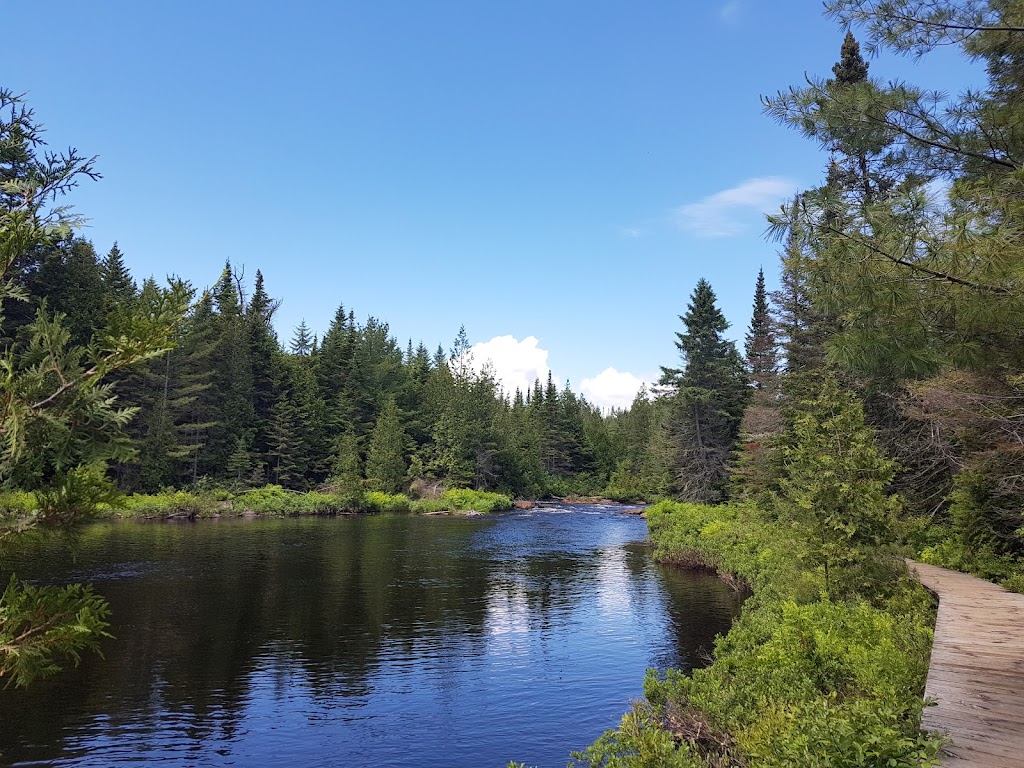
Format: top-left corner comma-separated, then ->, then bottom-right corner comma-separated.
0,487 -> 650,523
0,486 -> 519,521
562,500 -> 946,768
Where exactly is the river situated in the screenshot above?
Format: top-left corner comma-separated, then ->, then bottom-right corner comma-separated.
0,504 -> 742,767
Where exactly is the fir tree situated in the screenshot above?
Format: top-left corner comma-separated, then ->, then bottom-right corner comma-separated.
366,397 -> 407,493
98,242 -> 137,313
774,377 -> 900,597
290,320 -> 313,356
661,279 -> 749,502
744,268 -> 778,390
330,431 -> 364,503
830,30 -> 868,86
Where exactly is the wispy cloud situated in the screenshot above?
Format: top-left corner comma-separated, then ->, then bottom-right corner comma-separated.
674,176 -> 799,238
719,1 -> 742,24
618,226 -> 643,239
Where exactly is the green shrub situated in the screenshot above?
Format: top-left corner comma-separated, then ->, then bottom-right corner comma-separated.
409,497 -> 447,514
235,486 -> 351,515
408,489 -> 513,514
361,491 -> 411,513
575,501 -> 944,768
441,488 -> 513,512
121,491 -> 220,518
0,490 -> 38,516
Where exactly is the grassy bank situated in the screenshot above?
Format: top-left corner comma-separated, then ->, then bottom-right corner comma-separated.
569,500 -> 944,768
0,486 -> 514,521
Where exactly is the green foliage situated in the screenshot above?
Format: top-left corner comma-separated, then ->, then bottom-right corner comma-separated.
659,279 -> 750,503
33,465 -> 123,527
235,486 -> 343,515
772,377 -> 903,597
365,397 -> 407,493
0,89 -> 188,688
362,491 -> 412,513
410,488 -> 513,513
0,575 -> 111,688
439,488 -> 513,512
580,500 -> 945,768
118,490 -> 223,518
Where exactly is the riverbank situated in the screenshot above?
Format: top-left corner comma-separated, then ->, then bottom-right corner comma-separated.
0,486 -> 516,521
571,500 -> 946,768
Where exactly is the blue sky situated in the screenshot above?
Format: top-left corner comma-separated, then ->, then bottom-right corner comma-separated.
7,1 -> 982,408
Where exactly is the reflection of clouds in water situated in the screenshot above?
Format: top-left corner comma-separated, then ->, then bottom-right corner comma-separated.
484,582 -> 531,638
594,547 -> 632,619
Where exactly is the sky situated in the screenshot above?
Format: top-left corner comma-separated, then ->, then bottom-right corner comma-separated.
6,1 -> 984,410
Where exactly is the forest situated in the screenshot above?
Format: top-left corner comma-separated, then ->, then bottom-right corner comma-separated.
3,0 -> 1024,765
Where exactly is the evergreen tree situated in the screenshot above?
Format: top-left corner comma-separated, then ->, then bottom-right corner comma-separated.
98,242 -> 137,314
31,237 -> 105,346
202,264 -> 256,479
267,390 -> 302,487
330,430 -> 364,503
290,320 -> 313,356
246,269 -> 281,468
744,268 -> 778,390
660,279 -> 749,502
831,30 -> 868,85
366,397 -> 407,493
0,88 -> 185,687
774,377 -> 901,597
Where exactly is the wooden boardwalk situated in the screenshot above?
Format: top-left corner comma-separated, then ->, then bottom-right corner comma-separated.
908,560 -> 1024,767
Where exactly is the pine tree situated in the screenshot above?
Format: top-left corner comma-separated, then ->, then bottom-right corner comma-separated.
98,242 -> 137,314
267,390 -> 302,487
203,264 -> 256,479
661,279 -> 749,502
31,237 -> 106,346
290,320 -> 313,356
366,397 -> 407,493
774,377 -> 901,597
330,431 -> 364,503
831,30 -> 868,86
745,268 -> 778,390
246,270 -> 281,468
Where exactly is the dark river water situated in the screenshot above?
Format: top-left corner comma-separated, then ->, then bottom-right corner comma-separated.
0,504 -> 742,768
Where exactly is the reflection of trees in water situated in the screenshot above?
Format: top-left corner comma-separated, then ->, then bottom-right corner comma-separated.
652,563 -> 747,673
0,516 -> 497,759
0,512 -> 743,764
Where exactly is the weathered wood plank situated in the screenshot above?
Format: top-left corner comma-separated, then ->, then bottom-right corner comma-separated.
908,560 -> 1024,768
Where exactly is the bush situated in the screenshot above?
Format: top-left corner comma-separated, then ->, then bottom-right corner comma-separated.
361,491 -> 411,513
409,489 -> 513,514
235,486 -> 351,515
442,488 -> 513,512
120,491 -> 220,518
574,501 -> 945,768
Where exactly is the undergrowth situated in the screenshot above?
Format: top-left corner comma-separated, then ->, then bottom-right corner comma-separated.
0,486 -> 515,520
567,500 -> 945,768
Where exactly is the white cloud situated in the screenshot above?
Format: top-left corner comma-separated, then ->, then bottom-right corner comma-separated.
581,368 -> 647,411
618,226 -> 643,239
719,1 -> 742,24
675,176 -> 799,237
468,335 -> 550,398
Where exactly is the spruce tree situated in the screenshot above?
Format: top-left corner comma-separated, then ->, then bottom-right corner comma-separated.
290,320 -> 313,356
366,397 -> 407,493
98,242 -> 137,314
661,279 -> 749,502
744,268 -> 778,390
330,431 -> 364,504
774,377 -> 900,597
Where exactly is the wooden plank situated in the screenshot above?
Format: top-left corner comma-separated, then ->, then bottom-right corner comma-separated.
908,560 -> 1024,767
